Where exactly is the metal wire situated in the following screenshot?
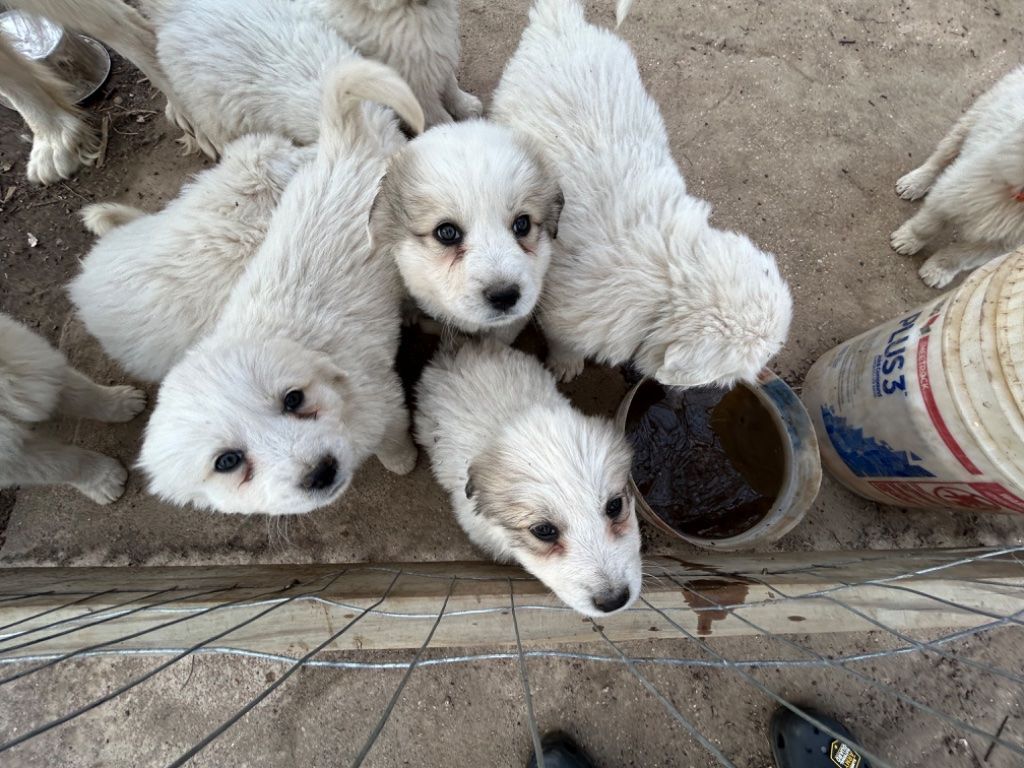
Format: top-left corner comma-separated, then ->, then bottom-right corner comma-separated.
510,581 -> 544,768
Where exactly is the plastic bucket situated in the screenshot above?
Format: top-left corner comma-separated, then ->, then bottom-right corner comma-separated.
616,370 -> 821,551
801,248 -> 1024,514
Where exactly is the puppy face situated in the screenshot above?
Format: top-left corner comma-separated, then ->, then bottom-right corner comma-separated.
641,228 -> 793,388
468,410 -> 641,617
140,339 -> 357,515
371,120 -> 562,333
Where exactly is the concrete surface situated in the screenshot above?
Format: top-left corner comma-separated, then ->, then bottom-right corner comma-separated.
2,0 -> 1024,766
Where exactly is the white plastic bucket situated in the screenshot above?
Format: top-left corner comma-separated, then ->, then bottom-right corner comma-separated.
801,248 -> 1024,515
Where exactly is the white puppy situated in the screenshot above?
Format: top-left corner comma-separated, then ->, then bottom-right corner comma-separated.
0,313 -> 145,503
415,338 -> 641,617
891,65 -> 1024,289
1,0 -> 201,183
490,0 -> 793,388
139,60 -> 422,516
150,0 -> 479,155
69,134 -> 314,382
370,120 -> 563,341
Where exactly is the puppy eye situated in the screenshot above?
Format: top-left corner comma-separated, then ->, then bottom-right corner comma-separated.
529,522 -> 559,542
512,214 -> 531,238
605,496 -> 624,519
214,451 -> 245,473
433,222 -> 463,246
283,389 -> 304,413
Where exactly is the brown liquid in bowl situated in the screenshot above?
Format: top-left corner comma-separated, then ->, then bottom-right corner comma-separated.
625,381 -> 785,539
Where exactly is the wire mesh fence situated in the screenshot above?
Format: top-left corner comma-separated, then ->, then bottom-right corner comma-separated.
0,547 -> 1023,767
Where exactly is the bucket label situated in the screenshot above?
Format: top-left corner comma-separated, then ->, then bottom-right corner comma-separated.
820,406 -> 934,478
871,310 -> 919,398
868,480 -> 1024,513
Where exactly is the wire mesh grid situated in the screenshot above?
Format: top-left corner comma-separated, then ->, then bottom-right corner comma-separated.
0,546 -> 1022,767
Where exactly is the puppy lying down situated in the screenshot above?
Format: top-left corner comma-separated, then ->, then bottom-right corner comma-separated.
139,60 -> 422,515
371,120 -> 563,342
70,135 -> 314,382
491,0 -> 792,388
415,338 -> 641,617
0,313 -> 145,504
152,0 -> 480,155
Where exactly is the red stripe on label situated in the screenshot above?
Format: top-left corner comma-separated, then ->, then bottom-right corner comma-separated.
917,333 -> 983,475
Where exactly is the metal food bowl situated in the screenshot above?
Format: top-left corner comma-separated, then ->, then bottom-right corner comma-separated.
0,10 -> 110,110
616,370 -> 822,551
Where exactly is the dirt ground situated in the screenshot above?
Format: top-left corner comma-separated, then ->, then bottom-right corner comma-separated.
2,0 -> 1024,766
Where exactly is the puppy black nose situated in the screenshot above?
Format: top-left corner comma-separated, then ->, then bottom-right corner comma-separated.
484,284 -> 521,312
302,456 -> 338,492
592,587 -> 631,614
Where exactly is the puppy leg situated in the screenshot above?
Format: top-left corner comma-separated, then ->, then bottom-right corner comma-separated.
0,427 -> 127,504
890,204 -> 946,256
918,242 -> 1006,289
0,35 -> 98,184
896,114 -> 974,201
441,72 -> 483,121
374,378 -> 418,475
546,335 -> 586,382
58,368 -> 146,423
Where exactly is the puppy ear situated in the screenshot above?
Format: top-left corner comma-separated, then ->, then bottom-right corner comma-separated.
545,185 -> 565,240
368,175 -> 391,252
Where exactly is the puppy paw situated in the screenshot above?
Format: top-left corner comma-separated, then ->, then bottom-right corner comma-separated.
451,90 -> 484,121
27,117 -> 99,185
918,258 -> 958,289
378,441 -> 418,476
890,223 -> 925,256
895,167 -> 934,201
94,385 -> 147,422
548,353 -> 586,382
164,101 -> 219,159
75,457 -> 128,505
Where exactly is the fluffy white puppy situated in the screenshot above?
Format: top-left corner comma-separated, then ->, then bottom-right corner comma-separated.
150,0 -> 479,155
415,338 -> 641,617
891,65 -> 1024,289
0,313 -> 145,503
69,134 -> 314,382
370,120 -> 563,341
490,0 -> 793,388
1,0 -> 200,183
139,60 -> 423,516
326,0 -> 482,128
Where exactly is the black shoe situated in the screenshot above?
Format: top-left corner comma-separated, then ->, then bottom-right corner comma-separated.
771,708 -> 872,768
527,732 -> 597,768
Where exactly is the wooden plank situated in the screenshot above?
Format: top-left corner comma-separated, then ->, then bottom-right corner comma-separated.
0,549 -> 1020,655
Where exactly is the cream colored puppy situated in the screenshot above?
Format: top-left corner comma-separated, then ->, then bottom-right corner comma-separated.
490,0 -> 792,388
370,120 -> 563,341
415,339 -> 641,617
891,65 -> 1024,288
1,0 -> 200,183
151,0 -> 479,155
139,60 -> 422,516
69,134 -> 314,382
0,313 -> 145,503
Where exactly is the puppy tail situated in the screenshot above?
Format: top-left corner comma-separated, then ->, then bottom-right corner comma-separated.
319,59 -> 425,158
80,203 -> 146,236
530,0 -> 632,28
615,0 -> 635,25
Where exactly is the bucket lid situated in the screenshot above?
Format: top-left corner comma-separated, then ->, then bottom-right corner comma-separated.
995,248 -> 1024,419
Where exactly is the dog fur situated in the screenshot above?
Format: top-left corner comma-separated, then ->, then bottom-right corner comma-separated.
0,0 -> 201,183
149,0 -> 479,156
138,59 -> 422,516
69,134 -> 315,382
891,65 -> 1024,289
0,313 -> 145,503
490,0 -> 792,387
370,119 -> 563,340
415,338 -> 641,617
